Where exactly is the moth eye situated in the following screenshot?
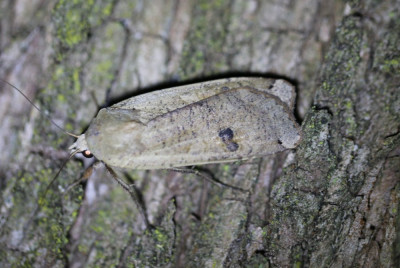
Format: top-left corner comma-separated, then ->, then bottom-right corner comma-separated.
82,150 -> 94,158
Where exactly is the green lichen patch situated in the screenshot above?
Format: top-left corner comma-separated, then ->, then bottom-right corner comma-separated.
318,16 -> 363,100
126,200 -> 176,267
53,0 -> 116,50
179,0 -> 232,78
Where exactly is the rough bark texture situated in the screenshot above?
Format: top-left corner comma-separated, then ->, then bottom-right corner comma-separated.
1,0 -> 399,267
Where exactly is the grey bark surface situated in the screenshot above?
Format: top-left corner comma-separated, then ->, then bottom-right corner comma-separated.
1,0 -> 399,267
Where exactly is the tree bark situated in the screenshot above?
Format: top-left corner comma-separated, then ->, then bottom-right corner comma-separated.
1,0 -> 399,267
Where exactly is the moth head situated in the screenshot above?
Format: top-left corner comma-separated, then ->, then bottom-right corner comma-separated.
69,134 -> 93,158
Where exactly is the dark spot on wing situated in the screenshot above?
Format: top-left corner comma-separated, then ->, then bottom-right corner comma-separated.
226,142 -> 239,152
218,128 -> 239,152
219,128 -> 234,141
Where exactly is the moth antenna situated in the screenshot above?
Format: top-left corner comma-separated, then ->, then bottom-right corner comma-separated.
0,78 -> 79,138
42,149 -> 80,198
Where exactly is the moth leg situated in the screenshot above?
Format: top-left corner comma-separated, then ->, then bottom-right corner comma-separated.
62,161 -> 101,196
104,164 -> 153,230
90,91 -> 100,109
122,172 -> 148,213
168,167 -> 247,193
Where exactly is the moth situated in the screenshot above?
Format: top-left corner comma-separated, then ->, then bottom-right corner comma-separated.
70,77 -> 302,168
4,77 -> 302,228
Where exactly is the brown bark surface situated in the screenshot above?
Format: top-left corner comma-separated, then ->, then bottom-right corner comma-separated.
0,0 -> 399,267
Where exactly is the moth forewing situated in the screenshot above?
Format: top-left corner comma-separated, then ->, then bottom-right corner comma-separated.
70,78 -> 302,170
111,77 -> 296,113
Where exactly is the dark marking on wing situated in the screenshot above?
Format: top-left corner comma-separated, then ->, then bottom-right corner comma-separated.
218,128 -> 234,141
225,142 -> 239,152
218,128 -> 239,152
